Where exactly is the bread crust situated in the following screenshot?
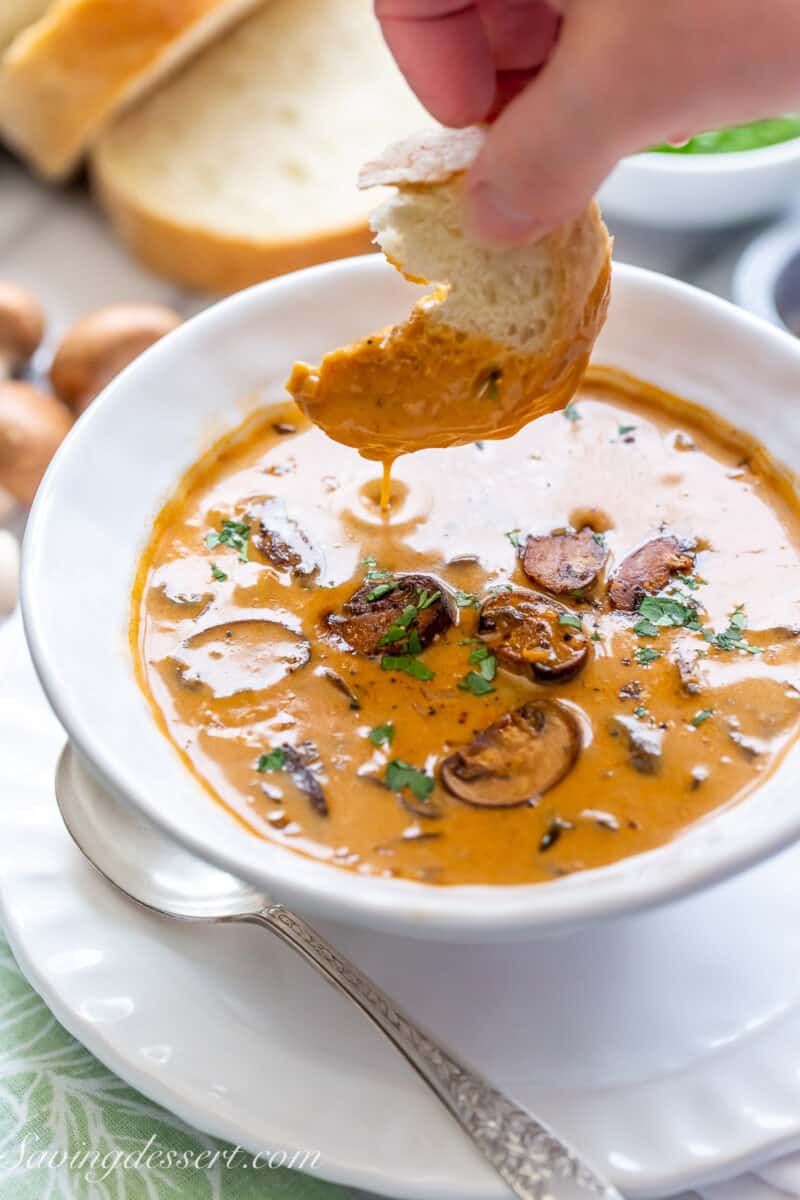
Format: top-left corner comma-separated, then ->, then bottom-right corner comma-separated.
93,162 -> 376,295
289,129 -> 612,459
0,0 -> 263,179
359,127 -> 485,190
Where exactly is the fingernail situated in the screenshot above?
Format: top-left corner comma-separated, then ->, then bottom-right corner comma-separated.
466,179 -> 541,244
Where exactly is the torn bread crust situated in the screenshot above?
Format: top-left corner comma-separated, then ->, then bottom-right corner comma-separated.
358,126 -> 486,190
288,128 -> 612,460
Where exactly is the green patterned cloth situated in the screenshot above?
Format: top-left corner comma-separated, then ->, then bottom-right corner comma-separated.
0,935 -> 352,1200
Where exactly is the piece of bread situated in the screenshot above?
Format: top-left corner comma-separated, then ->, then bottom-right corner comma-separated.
0,0 -> 267,180
90,0 -> 431,295
0,1 -> 50,53
287,128 -> 612,461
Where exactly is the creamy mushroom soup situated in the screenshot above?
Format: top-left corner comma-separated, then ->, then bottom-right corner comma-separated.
131,368 -> 800,886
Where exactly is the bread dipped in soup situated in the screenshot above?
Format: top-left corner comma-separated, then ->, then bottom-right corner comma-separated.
287,127 -> 612,503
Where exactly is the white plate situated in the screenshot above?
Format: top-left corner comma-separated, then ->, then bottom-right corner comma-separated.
5,613 -> 800,1200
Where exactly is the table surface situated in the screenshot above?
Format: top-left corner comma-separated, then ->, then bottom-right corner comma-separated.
0,146 -> 787,1200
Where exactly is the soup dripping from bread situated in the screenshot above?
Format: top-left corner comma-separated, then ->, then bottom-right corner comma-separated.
287,128 -> 612,509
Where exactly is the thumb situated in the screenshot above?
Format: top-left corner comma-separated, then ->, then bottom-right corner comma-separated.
466,10 -> 645,241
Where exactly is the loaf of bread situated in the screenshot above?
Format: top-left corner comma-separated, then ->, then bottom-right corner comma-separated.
0,0 -> 50,52
91,0 -> 431,294
0,0 -> 266,179
288,127 -> 613,461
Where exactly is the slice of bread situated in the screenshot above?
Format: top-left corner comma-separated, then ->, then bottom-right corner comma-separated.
0,0 -> 266,179
288,128 -> 612,461
0,1 -> 50,53
91,0 -> 431,295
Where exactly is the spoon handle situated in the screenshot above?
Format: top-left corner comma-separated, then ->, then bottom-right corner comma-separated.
245,903 -> 618,1200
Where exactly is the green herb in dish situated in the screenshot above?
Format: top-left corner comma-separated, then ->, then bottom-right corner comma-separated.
651,116 -> 800,155
385,760 -> 435,802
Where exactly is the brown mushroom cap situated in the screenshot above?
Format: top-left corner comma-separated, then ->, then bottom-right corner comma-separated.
330,573 -> 453,656
608,535 -> 694,611
478,589 -> 589,681
253,497 -> 321,579
0,381 -> 72,505
50,303 -> 182,414
0,282 -> 45,378
440,700 -> 581,808
521,527 -> 608,594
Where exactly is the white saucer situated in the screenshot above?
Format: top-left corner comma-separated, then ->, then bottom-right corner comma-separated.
4,611 -> 800,1200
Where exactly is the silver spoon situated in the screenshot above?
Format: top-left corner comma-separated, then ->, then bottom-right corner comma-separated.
55,743 -> 620,1200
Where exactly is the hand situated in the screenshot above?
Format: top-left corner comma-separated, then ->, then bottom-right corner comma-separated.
375,0 -> 800,241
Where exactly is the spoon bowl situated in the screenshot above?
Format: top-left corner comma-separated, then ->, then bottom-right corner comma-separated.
55,744 -> 267,920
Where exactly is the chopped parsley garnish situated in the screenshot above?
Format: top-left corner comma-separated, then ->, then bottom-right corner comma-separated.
385,760 -> 435,802
558,612 -> 582,629
702,606 -> 762,653
406,627 -> 423,655
455,589 -> 480,609
375,599 -> 439,675
380,654 -> 435,681
256,747 -> 285,772
378,604 -> 418,646
369,723 -> 395,747
459,644 -> 497,694
488,582 -> 513,596
210,562 -> 227,582
365,581 -> 399,602
691,709 -> 714,728
468,645 -> 497,678
506,530 -> 521,549
633,617 -> 660,638
634,646 -> 662,665
361,555 -> 392,581
459,672 -> 496,696
564,402 -> 581,422
634,705 -> 647,718
591,531 -> 606,547
205,519 -> 251,562
676,572 -> 702,590
638,594 -> 701,630
618,424 -> 636,436
591,630 -> 602,642
417,588 -> 441,610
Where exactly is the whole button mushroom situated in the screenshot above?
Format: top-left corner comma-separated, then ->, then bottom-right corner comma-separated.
50,303 -> 182,414
0,381 -> 73,505
0,281 -> 46,379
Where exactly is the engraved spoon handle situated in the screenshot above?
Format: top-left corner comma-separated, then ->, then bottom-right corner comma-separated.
242,903 -> 619,1200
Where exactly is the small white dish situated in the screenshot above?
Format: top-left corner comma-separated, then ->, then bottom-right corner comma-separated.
599,139 -> 800,229
19,255 -> 800,941
5,613 -> 800,1200
733,219 -> 800,333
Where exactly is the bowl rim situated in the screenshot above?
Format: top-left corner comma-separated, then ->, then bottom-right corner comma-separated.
20,257 -> 800,939
620,133 -> 800,173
